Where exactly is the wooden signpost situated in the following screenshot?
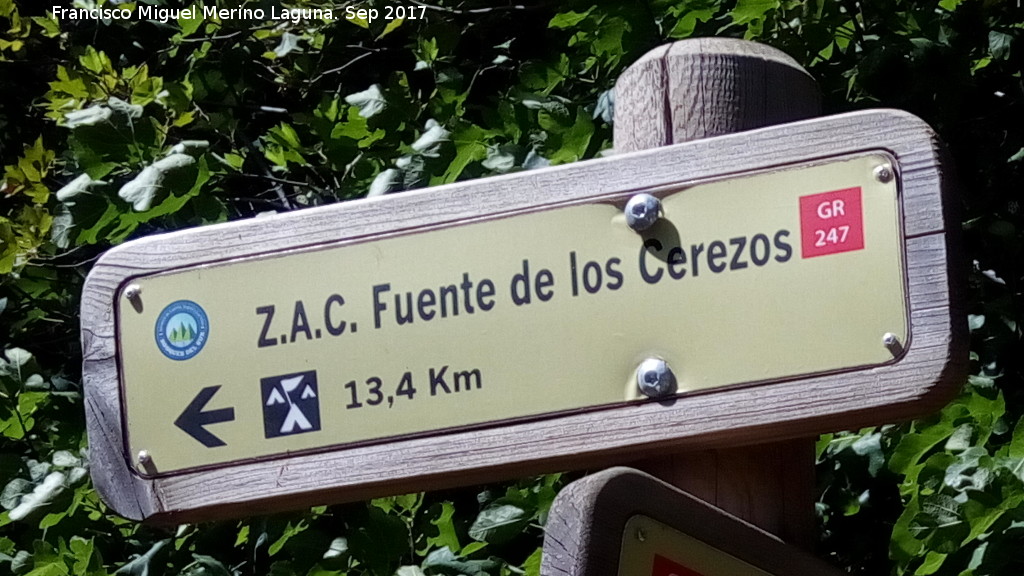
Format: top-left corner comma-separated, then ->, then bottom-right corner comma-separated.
542,468 -> 848,576
81,40 -> 964,524
616,38 -> 825,546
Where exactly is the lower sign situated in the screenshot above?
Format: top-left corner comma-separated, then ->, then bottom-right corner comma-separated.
82,110 -> 963,522
118,152 -> 903,475
543,468 -> 846,576
623,517 -> 772,576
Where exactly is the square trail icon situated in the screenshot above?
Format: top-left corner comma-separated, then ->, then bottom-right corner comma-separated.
261,370 -> 321,439
799,187 -> 865,258
652,554 -> 704,576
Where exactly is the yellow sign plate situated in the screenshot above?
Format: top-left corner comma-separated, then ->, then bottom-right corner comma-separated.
118,153 -> 906,475
618,515 -> 774,576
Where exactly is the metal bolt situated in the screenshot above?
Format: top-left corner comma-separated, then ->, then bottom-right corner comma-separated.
874,164 -> 894,184
124,284 -> 142,301
636,358 -> 677,398
635,527 -> 647,542
625,194 -> 662,232
124,284 -> 143,313
137,450 -> 156,474
882,333 -> 904,357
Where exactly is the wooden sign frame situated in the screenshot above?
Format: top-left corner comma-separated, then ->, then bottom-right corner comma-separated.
81,109 -> 965,523
542,467 -> 848,576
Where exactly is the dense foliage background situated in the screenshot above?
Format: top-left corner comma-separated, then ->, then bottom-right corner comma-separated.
1,0 -> 1023,574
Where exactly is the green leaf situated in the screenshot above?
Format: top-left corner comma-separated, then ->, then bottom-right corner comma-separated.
345,84 -> 387,118
669,8 -> 717,39
379,18 -> 404,39
268,520 -> 309,556
25,564 -> 69,576
397,566 -> 426,576
321,537 -> 347,560
348,507 -> 408,575
914,551 -> 946,575
117,154 -> 197,212
852,432 -> 886,477
181,554 -> 232,576
890,420 -> 955,476
989,30 -> 1013,60
944,424 -> 974,452
421,547 -> 498,576
427,502 -> 460,553
1,479 -> 31,510
115,539 -> 169,576
468,504 -> 528,544
8,472 -> 65,521
64,106 -> 112,129
521,548 -> 542,576
179,7 -> 203,36
730,0 -> 780,25
273,33 -> 301,58
549,9 -> 593,30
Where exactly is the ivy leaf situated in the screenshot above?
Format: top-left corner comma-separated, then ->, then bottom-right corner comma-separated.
422,547 -> 499,576
521,549 -> 542,576
482,147 -> 516,173
411,120 -> 450,157
852,432 -> 886,477
115,539 -> 169,576
8,471 -> 65,521
549,9 -> 593,29
107,97 -> 143,121
988,30 -> 1013,60
368,169 -> 401,197
64,106 -> 112,129
273,32 -> 301,58
117,154 -> 197,211
345,84 -> 387,118
0,479 -> 31,510
397,566 -> 425,576
730,0 -> 780,25
168,141 -> 210,157
890,420 -> 955,476
467,504 -> 528,544
55,174 -> 100,204
348,507 -> 408,575
181,554 -> 232,576
321,537 -> 347,560
943,447 -> 990,491
426,502 -> 460,553
379,18 -> 404,39
944,424 -> 974,452
593,89 -> 614,124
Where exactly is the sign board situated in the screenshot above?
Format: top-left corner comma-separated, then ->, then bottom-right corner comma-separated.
81,109 -> 964,523
121,153 -> 903,475
542,467 -> 847,576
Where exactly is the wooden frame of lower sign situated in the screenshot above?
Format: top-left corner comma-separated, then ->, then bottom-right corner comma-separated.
82,109 -> 965,523
542,467 -> 847,576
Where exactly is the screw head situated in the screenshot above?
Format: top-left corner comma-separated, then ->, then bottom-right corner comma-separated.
882,332 -> 904,356
636,358 -> 677,398
625,194 -> 662,232
124,284 -> 142,301
137,450 -> 156,473
874,164 -> 894,183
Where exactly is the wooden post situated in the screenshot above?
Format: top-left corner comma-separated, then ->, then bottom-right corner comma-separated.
616,38 -> 822,548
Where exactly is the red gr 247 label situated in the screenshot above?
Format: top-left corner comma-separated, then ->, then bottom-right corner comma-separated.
652,554 -> 704,576
799,187 -> 864,258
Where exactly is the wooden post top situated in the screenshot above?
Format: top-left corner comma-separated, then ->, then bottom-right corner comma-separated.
615,38 -> 821,150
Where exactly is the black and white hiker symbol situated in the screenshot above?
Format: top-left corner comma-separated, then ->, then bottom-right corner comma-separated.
260,371 -> 321,438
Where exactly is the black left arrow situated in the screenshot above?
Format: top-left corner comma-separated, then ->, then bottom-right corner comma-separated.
174,386 -> 235,447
